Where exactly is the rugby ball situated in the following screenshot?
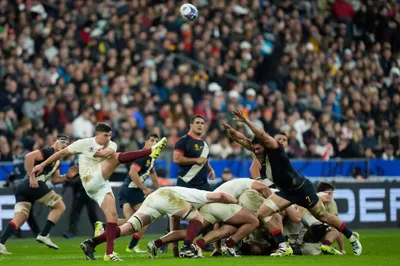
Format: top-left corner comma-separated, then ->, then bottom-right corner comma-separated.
180,3 -> 198,21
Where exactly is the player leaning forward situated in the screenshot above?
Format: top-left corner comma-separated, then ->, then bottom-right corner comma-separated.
229,109 -> 362,256
80,186 -> 239,259
31,122 -> 167,261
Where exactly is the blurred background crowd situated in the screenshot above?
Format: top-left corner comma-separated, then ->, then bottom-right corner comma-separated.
1,0 -> 400,164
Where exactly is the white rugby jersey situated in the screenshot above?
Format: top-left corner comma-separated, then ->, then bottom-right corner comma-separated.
214,179 -> 255,198
67,137 -> 117,176
168,186 -> 209,209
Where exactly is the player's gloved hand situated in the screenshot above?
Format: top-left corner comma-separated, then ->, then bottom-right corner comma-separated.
196,157 -> 207,165
29,177 -> 39,188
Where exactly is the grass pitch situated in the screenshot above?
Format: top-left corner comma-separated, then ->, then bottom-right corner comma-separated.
1,229 -> 399,266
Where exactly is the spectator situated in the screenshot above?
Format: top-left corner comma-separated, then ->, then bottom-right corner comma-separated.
382,144 -> 395,160
210,136 -> 234,159
213,168 -> 234,189
0,0 -> 399,168
71,106 -> 94,139
316,134 -> 335,160
22,90 -> 44,125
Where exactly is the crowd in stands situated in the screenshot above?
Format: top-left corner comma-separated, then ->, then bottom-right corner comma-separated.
1,0 -> 400,163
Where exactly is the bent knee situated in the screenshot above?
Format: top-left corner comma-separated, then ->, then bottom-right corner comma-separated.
57,200 -> 66,212
249,216 -> 260,228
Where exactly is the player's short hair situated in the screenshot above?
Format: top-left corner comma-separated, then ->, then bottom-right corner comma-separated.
146,133 -> 159,140
275,131 -> 288,138
251,136 -> 263,145
317,182 -> 335,192
190,115 -> 205,124
56,134 -> 70,143
95,122 -> 112,133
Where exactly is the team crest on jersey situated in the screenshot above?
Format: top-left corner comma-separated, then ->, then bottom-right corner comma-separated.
89,147 -> 94,152
194,144 -> 204,151
146,159 -> 151,166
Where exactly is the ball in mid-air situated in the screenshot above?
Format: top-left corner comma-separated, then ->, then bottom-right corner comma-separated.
180,3 -> 198,21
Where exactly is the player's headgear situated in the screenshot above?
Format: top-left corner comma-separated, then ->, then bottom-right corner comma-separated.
56,134 -> 70,143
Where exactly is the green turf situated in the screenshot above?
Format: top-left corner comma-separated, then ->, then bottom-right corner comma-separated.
1,229 -> 400,265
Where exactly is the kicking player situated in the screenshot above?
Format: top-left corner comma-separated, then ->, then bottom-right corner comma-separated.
228,109 -> 362,256
119,133 -> 161,253
31,122 -> 167,261
0,135 -> 77,254
80,186 -> 239,259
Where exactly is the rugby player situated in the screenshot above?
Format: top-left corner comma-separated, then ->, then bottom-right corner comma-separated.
171,115 -> 216,255
0,135 -> 77,254
80,186 -> 239,259
118,133 -> 161,253
147,200 -> 258,258
31,122 -> 167,261
227,109 -> 362,256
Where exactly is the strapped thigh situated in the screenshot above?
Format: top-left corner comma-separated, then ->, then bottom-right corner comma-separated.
37,190 -> 62,207
14,202 -> 32,217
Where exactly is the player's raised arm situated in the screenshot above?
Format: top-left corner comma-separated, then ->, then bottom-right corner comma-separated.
222,122 -> 253,152
30,148 -> 72,177
233,108 -> 278,149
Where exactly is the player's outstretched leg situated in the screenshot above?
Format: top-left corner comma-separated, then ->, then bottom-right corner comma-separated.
309,201 -> 362,255
117,137 -> 167,164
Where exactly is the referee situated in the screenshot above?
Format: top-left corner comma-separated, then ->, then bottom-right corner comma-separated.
170,115 -> 215,256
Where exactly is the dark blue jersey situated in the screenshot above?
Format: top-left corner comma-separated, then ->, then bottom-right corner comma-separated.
122,155 -> 154,188
174,134 -> 209,186
265,143 -> 305,191
33,147 -> 60,182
